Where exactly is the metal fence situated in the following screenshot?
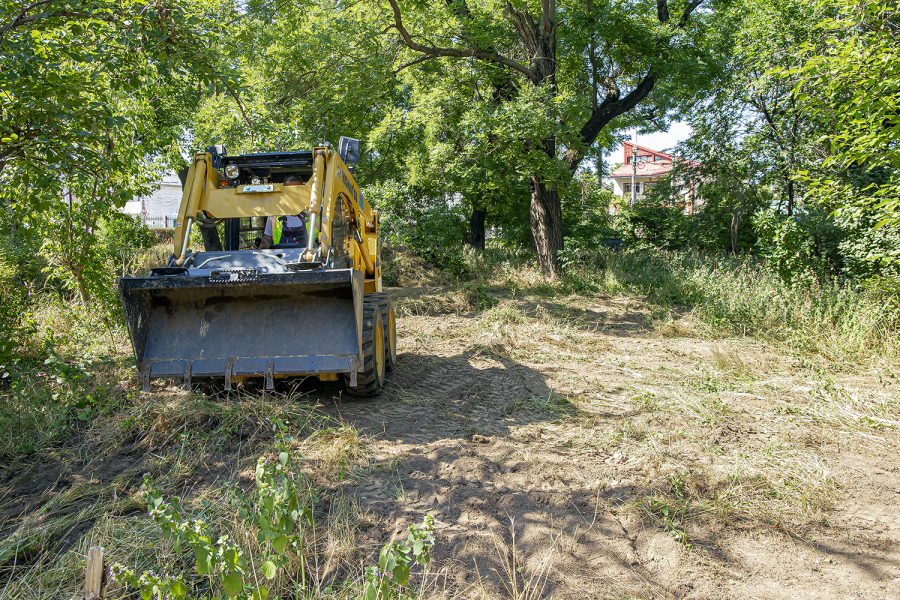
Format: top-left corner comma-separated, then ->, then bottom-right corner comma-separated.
141,216 -> 176,228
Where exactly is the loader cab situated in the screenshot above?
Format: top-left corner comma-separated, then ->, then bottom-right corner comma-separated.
203,146 -> 318,251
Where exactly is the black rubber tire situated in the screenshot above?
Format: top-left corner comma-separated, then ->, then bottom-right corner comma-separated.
343,303 -> 386,397
367,292 -> 397,372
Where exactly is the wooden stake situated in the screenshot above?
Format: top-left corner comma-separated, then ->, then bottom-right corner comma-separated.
84,546 -> 104,600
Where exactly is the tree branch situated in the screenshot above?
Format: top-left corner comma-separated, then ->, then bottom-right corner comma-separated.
679,0 -> 703,27
507,2 -> 536,55
0,0 -> 53,44
393,53 -> 440,74
656,0 -> 670,23
223,80 -> 253,130
385,0 -> 535,80
564,71 -> 657,172
656,0 -> 702,27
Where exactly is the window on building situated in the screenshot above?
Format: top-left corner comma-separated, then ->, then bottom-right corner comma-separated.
622,183 -> 631,194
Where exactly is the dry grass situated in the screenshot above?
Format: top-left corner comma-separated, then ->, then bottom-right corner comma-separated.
475,518 -> 557,600
382,246 -> 455,287
296,423 -> 369,484
134,241 -> 173,276
395,287 -> 481,317
320,494 -> 365,585
469,301 -> 612,364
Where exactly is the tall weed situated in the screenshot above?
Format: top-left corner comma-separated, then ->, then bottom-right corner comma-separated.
420,245 -> 899,360
602,249 -> 899,360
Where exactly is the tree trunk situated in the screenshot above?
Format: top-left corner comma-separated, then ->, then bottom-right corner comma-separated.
786,179 -> 794,216
530,176 -> 563,277
73,266 -> 89,304
178,164 -> 223,251
525,10 -> 563,277
469,206 -> 487,250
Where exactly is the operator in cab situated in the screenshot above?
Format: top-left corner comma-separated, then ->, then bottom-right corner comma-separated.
251,174 -> 309,249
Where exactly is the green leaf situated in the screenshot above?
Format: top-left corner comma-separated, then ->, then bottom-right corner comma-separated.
272,534 -> 288,554
365,581 -> 377,600
278,452 -> 288,466
170,579 -> 188,599
223,572 -> 243,597
224,548 -> 238,570
195,548 -> 210,575
252,587 -> 269,600
261,560 -> 277,580
259,516 -> 272,532
393,563 -> 410,586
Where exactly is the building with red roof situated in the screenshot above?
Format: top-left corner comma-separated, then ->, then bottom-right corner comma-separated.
609,142 -> 700,214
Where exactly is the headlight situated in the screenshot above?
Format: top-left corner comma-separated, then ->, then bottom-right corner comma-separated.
224,163 -> 239,179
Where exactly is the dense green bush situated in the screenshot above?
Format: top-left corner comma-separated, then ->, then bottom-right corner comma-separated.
561,175 -> 619,252
753,211 -> 844,284
99,213 -> 157,267
617,198 -> 690,251
836,211 -> 900,281
0,240 -> 37,361
0,230 -> 50,361
366,180 -> 471,276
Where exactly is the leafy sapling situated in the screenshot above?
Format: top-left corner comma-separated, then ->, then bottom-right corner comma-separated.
363,514 -> 435,600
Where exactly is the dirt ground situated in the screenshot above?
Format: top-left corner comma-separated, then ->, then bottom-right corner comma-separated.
326,287 -> 900,599
1,285 -> 899,599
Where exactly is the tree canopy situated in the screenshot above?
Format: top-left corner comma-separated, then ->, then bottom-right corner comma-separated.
2,0 -> 898,297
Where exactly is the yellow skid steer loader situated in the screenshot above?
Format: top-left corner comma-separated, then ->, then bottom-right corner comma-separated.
118,138 -> 396,396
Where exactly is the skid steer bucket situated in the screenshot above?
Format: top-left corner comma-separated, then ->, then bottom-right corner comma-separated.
119,265 -> 364,391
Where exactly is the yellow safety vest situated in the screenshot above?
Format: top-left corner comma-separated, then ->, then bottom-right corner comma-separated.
272,216 -> 283,245
272,215 -> 317,245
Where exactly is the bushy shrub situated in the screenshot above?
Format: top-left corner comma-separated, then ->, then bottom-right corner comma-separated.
366,180 -> 470,277
561,174 -> 619,252
0,237 -> 41,361
618,198 -> 690,250
836,211 -> 900,281
754,210 -> 845,284
99,213 -> 157,269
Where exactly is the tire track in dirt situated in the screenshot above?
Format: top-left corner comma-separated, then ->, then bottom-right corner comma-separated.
303,289 -> 900,600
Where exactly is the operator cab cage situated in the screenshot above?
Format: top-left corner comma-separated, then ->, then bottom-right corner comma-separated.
204,138 -> 362,250
206,137 -> 361,186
